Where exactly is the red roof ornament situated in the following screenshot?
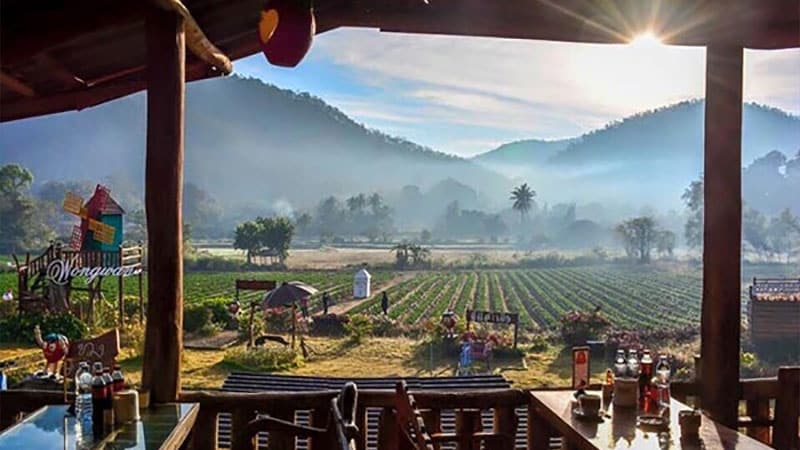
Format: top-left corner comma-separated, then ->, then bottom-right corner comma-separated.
258,0 -> 315,67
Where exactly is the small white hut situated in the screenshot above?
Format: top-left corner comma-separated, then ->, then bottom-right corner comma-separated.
353,268 -> 371,299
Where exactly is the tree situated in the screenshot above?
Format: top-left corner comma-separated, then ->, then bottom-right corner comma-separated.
768,208 -> 800,263
294,212 -> 312,236
743,207 -> 771,258
0,164 -> 33,197
390,242 -> 410,269
408,244 -> 431,267
234,220 -> 261,265
419,229 -> 432,243
655,230 -> 676,258
183,182 -> 222,238
616,216 -> 658,263
510,183 -> 536,224
682,177 -> 703,250
257,216 -> 295,263
0,164 -> 53,253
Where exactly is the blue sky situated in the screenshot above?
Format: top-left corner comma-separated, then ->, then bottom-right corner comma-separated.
236,28 -> 800,157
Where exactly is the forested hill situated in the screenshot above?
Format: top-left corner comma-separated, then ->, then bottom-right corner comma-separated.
473,101 -> 798,168
0,75 -> 508,208
473,138 -> 575,165
550,100 -> 799,165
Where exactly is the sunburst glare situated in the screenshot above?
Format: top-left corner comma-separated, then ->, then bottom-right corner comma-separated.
630,30 -> 663,47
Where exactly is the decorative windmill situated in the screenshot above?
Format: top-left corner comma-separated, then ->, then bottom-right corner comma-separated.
62,184 -> 124,251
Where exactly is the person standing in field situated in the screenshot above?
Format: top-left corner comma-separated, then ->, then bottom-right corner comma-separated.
300,296 -> 309,318
322,292 -> 330,315
381,291 -> 389,315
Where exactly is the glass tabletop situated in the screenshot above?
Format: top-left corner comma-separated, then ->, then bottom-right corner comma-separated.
0,403 -> 198,450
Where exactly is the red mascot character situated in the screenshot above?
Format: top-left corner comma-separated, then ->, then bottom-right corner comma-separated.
34,325 -> 69,378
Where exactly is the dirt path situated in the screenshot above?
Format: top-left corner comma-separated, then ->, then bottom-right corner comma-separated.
325,272 -> 418,315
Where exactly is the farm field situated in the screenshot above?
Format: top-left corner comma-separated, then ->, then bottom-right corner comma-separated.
2,263 -> 795,331
349,266 -> 706,331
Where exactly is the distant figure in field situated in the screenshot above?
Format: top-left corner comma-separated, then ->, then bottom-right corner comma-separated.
322,292 -> 331,315
300,296 -> 309,318
2,289 -> 12,302
381,291 -> 389,315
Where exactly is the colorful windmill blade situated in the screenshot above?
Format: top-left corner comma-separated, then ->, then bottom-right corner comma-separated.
258,0 -> 315,67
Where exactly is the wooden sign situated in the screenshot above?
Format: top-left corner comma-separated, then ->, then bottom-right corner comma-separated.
572,346 -> 591,389
236,280 -> 277,291
63,329 -> 120,377
465,309 -> 518,325
465,309 -> 520,348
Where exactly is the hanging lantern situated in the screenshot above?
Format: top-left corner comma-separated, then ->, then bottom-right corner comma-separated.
258,0 -> 315,67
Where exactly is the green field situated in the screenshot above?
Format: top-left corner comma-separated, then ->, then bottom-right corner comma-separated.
2,262 -> 796,332
0,270 -> 395,315
348,266 -> 704,331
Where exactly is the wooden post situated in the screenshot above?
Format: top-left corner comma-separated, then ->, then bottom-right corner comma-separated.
141,6 -> 185,405
701,42 -> 743,429
118,244 -> 124,326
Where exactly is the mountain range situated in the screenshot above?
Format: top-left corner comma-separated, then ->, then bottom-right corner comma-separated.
1,75 -> 798,216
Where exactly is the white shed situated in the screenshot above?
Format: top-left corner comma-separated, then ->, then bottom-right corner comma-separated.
353,268 -> 371,299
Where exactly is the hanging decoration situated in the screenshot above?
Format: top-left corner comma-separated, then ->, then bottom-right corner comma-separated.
258,0 -> 315,67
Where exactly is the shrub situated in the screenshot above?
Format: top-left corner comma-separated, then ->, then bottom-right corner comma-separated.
309,314 -> 349,336
371,315 -> 406,338
344,314 -> 373,344
223,346 -> 301,372
560,310 -> 610,346
184,305 -> 213,333
120,320 -> 146,358
197,321 -> 223,337
0,312 -> 88,344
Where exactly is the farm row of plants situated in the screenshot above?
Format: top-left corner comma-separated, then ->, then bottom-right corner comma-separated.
348,266 -> 704,332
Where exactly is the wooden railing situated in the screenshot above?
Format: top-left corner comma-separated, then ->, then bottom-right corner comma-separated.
1,373 -> 796,449
671,366 -> 799,448
179,388 -> 532,450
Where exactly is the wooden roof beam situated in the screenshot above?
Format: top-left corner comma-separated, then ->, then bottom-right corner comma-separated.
34,53 -> 86,89
0,71 -> 36,97
151,0 -> 233,75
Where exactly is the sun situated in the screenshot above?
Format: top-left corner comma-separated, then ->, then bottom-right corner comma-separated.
630,31 -> 663,47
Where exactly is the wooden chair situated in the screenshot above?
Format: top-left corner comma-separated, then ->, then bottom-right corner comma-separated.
244,381 -> 359,450
394,380 -> 434,450
394,380 -> 517,450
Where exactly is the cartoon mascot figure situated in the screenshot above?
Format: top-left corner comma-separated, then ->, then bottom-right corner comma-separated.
33,325 -> 69,378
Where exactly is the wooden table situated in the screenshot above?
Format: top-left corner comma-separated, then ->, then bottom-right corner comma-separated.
0,402 -> 198,450
529,390 -> 772,450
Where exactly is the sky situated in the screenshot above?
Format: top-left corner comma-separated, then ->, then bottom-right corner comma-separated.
235,28 -> 800,158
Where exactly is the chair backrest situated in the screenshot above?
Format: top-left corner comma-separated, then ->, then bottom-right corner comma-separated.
63,329 -> 120,377
773,366 -> 800,450
394,380 -> 434,450
331,382 -> 359,450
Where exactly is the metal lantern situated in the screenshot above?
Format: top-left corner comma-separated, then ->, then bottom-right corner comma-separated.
258,0 -> 315,67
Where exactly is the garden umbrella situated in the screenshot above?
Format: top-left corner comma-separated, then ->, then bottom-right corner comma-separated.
261,281 -> 318,308
261,281 -> 318,348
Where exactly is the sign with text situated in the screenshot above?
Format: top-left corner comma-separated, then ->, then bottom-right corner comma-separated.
47,259 -> 142,285
64,329 -> 120,378
236,279 -> 277,291
465,309 -> 518,325
572,346 -> 591,389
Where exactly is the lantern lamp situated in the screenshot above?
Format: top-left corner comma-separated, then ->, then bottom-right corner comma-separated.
258,0 -> 315,67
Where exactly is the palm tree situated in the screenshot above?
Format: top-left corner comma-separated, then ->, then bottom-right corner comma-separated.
510,183 -> 536,224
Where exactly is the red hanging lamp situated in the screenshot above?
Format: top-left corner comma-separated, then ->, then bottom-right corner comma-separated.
258,0 -> 315,67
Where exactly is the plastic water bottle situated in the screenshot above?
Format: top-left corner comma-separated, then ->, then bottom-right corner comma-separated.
613,349 -> 627,377
627,349 -> 640,377
74,362 -> 93,422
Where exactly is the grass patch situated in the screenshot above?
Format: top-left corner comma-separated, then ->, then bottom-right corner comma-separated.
223,346 -> 302,373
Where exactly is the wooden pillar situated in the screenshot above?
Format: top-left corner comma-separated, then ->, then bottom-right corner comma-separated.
141,6 -> 185,404
700,43 -> 743,429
